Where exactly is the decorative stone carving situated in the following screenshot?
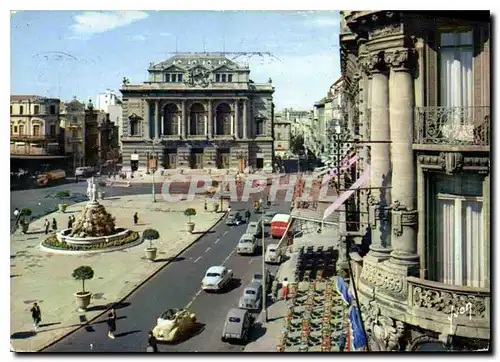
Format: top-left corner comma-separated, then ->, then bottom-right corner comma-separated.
411,286 -> 487,318
360,263 -> 407,297
369,23 -> 402,39
385,49 -> 414,71
438,152 -> 464,175
391,201 -> 418,238
366,51 -> 387,73
184,66 -> 210,88
361,300 -> 406,351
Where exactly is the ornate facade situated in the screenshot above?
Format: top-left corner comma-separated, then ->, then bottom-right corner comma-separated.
340,11 -> 490,351
120,53 -> 275,172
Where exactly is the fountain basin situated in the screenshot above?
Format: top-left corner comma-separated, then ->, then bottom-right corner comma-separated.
57,228 -> 131,245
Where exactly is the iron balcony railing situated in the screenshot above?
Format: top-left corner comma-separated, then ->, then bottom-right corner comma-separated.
414,106 -> 490,147
10,134 -> 59,142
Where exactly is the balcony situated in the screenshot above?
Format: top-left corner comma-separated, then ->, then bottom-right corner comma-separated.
406,277 -> 490,340
414,106 -> 490,150
11,143 -> 61,156
10,134 -> 58,142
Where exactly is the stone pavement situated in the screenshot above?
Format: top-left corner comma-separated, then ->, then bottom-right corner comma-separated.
244,252 -> 297,352
10,194 -> 224,352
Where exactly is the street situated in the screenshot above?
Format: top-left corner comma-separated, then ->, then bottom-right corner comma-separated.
41,190 -> 290,352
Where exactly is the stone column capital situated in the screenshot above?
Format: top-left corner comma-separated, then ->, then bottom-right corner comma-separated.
385,48 -> 416,72
391,200 -> 418,238
364,51 -> 389,75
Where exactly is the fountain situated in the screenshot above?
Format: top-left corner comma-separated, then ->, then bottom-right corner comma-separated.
41,177 -> 139,253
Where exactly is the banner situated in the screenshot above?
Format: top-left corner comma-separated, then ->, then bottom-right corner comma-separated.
349,306 -> 368,351
322,166 -> 370,220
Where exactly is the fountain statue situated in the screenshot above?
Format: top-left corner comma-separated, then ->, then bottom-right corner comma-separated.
69,177 -> 116,237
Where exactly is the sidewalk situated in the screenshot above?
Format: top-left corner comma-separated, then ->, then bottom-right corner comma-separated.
10,194 -> 224,352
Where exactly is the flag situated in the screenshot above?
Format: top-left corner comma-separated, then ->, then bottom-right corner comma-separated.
323,166 -> 370,220
335,276 -> 352,305
348,306 -> 368,351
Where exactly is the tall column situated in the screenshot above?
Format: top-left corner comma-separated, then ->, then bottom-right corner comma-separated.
178,114 -> 182,136
144,99 -> 150,138
230,115 -> 234,135
154,101 -> 159,139
208,100 -> 213,138
204,114 -> 208,136
182,100 -> 187,138
242,99 -> 248,139
234,100 -> 239,139
387,49 -> 419,267
160,114 -> 164,136
366,52 -> 392,260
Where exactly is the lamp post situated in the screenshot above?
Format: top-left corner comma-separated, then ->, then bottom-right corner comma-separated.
148,138 -> 162,203
261,212 -> 268,322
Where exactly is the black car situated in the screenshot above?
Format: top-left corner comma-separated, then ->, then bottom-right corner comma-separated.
226,211 -> 244,226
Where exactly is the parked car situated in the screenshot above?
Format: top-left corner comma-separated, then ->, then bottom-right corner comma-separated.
221,308 -> 253,343
265,244 -> 283,264
238,281 -> 262,311
246,221 -> 262,237
237,233 -> 258,255
262,211 -> 277,226
201,266 -> 233,292
152,308 -> 197,343
226,211 -> 244,226
251,270 -> 273,294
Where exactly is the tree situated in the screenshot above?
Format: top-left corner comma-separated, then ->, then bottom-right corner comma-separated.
184,208 -> 197,223
122,77 -> 130,85
142,228 -> 160,249
290,134 -> 305,156
72,266 -> 94,293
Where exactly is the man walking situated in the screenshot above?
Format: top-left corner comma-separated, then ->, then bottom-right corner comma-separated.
68,216 -> 73,229
146,331 -> 158,352
44,219 -> 50,235
52,218 -> 58,232
106,312 -> 116,339
133,212 -> 139,225
281,277 -> 290,300
30,302 -> 41,331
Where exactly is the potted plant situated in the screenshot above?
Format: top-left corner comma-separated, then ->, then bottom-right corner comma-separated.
72,265 -> 94,312
142,228 -> 160,261
184,208 -> 196,233
20,208 -> 32,233
58,203 -> 68,213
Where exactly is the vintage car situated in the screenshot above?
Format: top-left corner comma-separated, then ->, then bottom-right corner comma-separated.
237,233 -> 258,255
238,282 -> 262,311
226,211 -> 244,226
262,211 -> 277,226
264,244 -> 283,264
245,221 -> 262,237
152,308 -> 197,343
221,308 -> 253,343
201,266 -> 233,292
251,270 -> 273,294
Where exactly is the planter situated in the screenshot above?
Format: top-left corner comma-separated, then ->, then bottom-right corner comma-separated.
98,192 -> 106,200
185,222 -> 195,233
75,291 -> 92,311
145,247 -> 157,261
58,204 -> 67,213
21,223 -> 29,234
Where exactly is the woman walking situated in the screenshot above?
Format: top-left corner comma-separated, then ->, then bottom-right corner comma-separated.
30,302 -> 42,331
106,312 -> 116,339
281,277 -> 290,300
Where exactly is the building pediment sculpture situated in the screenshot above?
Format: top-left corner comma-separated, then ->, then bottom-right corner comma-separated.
361,300 -> 406,351
184,66 -> 210,88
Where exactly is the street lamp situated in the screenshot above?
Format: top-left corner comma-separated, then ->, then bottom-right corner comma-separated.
148,137 -> 162,203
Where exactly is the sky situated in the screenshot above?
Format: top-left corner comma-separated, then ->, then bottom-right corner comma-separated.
10,10 -> 341,110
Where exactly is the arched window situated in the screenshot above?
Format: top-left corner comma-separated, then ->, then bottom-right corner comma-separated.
215,103 -> 231,136
163,104 -> 179,135
189,103 -> 205,136
33,124 -> 40,136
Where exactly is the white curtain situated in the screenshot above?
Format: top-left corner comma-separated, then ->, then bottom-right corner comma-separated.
436,195 -> 484,287
440,31 -> 473,141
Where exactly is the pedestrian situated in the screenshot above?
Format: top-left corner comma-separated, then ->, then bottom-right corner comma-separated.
44,219 -> 50,235
147,331 -> 158,352
14,208 -> 20,218
133,212 -> 139,225
52,218 -> 57,232
30,302 -> 41,331
245,210 -> 251,222
67,216 -> 73,229
106,312 -> 116,339
281,277 -> 290,300
204,200 -> 207,212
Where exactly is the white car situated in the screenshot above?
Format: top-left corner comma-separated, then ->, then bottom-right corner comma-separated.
237,234 -> 257,255
201,266 -> 233,292
264,244 -> 282,264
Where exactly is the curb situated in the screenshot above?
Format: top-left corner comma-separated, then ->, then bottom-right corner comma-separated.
36,210 -> 228,352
